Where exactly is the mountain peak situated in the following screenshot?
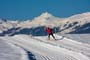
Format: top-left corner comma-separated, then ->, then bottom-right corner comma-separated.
40,12 -> 53,18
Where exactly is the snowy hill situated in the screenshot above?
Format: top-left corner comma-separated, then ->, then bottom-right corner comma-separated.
0,12 -> 90,60
0,34 -> 90,60
0,19 -> 19,35
0,12 -> 90,36
17,12 -> 61,28
60,12 -> 90,33
0,36 -> 28,60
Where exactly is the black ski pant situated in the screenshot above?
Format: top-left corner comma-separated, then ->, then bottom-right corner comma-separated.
48,34 -> 55,40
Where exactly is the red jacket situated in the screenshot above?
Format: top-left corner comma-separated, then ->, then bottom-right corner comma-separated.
46,27 -> 53,34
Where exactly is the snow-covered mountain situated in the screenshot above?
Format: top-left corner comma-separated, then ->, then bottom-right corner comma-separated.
17,12 -> 62,28
60,12 -> 90,33
0,19 -> 19,35
0,12 -> 90,60
0,12 -> 90,36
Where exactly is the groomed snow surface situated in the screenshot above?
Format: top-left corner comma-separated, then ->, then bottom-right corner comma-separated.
0,34 -> 90,60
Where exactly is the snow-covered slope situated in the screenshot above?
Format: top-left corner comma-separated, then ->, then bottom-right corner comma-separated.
13,12 -> 90,35
0,34 -> 90,60
0,12 -> 90,36
0,19 -> 19,35
17,12 -> 62,28
0,36 -> 28,60
60,12 -> 90,33
0,12 -> 90,60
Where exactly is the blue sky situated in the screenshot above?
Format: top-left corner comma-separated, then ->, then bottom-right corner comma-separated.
0,0 -> 90,20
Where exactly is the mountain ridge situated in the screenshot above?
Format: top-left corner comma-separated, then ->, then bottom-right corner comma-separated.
0,12 -> 90,36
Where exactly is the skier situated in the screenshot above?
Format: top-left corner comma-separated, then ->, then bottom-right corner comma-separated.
46,27 -> 56,40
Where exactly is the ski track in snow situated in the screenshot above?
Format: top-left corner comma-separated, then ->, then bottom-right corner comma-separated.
0,34 -> 90,60
0,38 -> 29,60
